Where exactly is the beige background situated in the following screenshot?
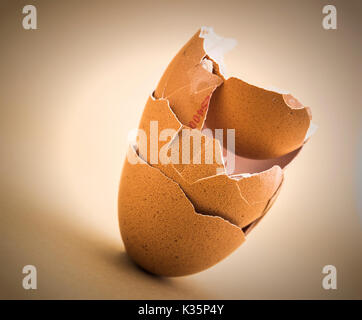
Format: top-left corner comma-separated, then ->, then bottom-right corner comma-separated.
0,0 -> 361,299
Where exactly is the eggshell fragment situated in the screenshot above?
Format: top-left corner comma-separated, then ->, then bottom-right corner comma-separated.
119,146 -> 245,276
154,159 -> 277,229
205,77 -> 312,159
155,30 -> 205,98
243,177 -> 284,236
137,97 -> 225,181
137,95 -> 182,164
180,174 -> 253,228
170,125 -> 225,182
147,134 -> 282,230
180,166 -> 283,229
154,30 -> 223,129
236,166 -> 283,205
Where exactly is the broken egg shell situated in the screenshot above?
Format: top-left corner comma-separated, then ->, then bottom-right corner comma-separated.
154,30 -> 205,99
205,77 -> 311,159
181,174 -> 268,228
154,29 -> 222,129
118,27 -> 315,276
137,95 -> 182,165
178,166 -> 282,229
236,166 -> 283,205
170,125 -> 226,182
155,27 -> 312,160
118,146 -> 245,276
153,161 -> 272,229
243,176 -> 284,236
164,64 -> 222,129
138,95 -> 284,229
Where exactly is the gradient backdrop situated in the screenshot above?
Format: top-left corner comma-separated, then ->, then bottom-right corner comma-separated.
0,0 -> 361,299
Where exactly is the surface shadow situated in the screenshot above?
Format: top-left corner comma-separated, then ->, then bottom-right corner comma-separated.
0,179 -> 210,299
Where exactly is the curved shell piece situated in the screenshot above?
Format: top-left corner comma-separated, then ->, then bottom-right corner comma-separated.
205,77 -> 311,159
119,147 -> 245,276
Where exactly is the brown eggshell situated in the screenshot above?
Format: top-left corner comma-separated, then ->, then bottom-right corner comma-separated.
236,166 -> 283,205
243,177 -> 284,236
138,100 -> 284,230
171,125 -> 225,182
152,154 -> 283,229
180,166 -> 283,229
137,97 -> 225,181
205,77 -> 311,159
154,30 -> 222,129
137,95 -> 182,164
118,27 -> 315,277
180,174 -> 253,228
155,30 -> 205,98
119,146 -> 245,276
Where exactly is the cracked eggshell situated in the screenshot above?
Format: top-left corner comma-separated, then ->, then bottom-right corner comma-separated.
205,77 -> 312,159
118,146 -> 245,276
236,166 -> 283,205
137,95 -> 182,165
243,176 -> 284,236
138,99 -> 284,230
178,166 -> 283,229
118,27 -> 314,277
154,29 -> 223,129
170,125 -> 226,181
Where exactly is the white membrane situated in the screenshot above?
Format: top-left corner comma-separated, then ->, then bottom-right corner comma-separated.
201,58 -> 214,73
263,86 -> 289,94
305,122 -> 318,141
200,27 -> 291,95
200,26 -> 237,77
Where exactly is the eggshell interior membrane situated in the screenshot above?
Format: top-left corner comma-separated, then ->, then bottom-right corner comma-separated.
118,27 -> 315,276
119,146 -> 245,276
